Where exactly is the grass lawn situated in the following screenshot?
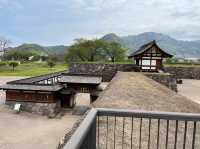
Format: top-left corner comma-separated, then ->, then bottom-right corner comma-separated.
164,63 -> 200,67
0,62 -> 68,76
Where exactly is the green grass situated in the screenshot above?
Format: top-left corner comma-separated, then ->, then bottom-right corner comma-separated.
0,62 -> 68,76
72,60 -> 134,64
1,61 -> 200,77
164,63 -> 200,67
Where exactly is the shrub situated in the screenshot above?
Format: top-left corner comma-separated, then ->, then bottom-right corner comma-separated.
9,61 -> 19,71
0,61 -> 7,67
47,60 -> 56,68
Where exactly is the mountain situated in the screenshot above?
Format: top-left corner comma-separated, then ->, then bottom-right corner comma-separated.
102,32 -> 200,58
7,32 -> 200,58
7,44 -> 47,56
43,45 -> 69,55
8,44 -> 69,56
101,33 -> 122,43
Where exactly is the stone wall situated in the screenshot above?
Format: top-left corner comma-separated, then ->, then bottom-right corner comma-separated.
69,63 -> 140,82
5,100 -> 61,117
165,67 -> 200,80
145,73 -> 177,92
69,63 -> 177,92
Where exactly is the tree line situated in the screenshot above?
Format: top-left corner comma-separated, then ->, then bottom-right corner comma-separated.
1,37 -> 128,63
65,39 -> 127,63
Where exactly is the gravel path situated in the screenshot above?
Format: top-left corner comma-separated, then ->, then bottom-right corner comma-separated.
178,79 -> 200,104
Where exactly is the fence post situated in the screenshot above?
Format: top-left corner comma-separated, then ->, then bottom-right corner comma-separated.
91,118 -> 96,149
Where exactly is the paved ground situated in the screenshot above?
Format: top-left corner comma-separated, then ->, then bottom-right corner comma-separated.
0,77 -> 80,149
75,93 -> 90,106
178,79 -> 200,104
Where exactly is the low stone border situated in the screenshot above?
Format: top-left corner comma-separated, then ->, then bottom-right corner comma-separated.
57,110 -> 89,149
165,66 -> 200,80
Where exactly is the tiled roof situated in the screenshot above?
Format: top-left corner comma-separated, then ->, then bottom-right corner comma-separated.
59,75 -> 102,85
128,40 -> 173,58
7,70 -> 67,85
0,84 -> 63,92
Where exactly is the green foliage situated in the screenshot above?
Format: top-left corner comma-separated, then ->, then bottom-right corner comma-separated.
47,60 -> 56,68
31,55 -> 41,61
65,39 -> 127,62
4,50 -> 41,62
3,43 -> 49,62
0,61 -> 7,67
5,44 -> 68,60
9,61 -> 19,71
48,54 -> 59,62
103,42 -> 127,62
165,58 -> 178,64
65,39 -> 103,62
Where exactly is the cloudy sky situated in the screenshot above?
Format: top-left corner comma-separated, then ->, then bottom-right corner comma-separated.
0,0 -> 200,46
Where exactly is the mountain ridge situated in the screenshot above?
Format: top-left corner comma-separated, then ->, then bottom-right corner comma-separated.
7,32 -> 200,58
102,32 -> 200,58
7,44 -> 69,56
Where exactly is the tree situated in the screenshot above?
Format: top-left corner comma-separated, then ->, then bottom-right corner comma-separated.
48,54 -> 59,62
47,60 -> 56,68
65,39 -> 127,62
0,37 -> 11,56
103,42 -> 127,62
65,39 -> 105,62
3,50 -> 41,62
165,58 -> 178,64
0,61 -> 7,67
9,61 -> 19,71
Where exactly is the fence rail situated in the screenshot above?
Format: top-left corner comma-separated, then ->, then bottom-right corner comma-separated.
64,108 -> 200,149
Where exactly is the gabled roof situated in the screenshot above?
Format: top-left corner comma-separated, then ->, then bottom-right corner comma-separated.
59,75 -> 102,85
7,71 -> 67,85
128,40 -> 173,58
0,84 -> 63,92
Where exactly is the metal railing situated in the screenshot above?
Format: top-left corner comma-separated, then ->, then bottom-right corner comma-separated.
64,108 -> 200,149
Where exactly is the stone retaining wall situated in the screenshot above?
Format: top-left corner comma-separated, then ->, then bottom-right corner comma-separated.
69,63 -> 140,82
145,73 -> 177,92
165,67 -> 200,80
69,63 -> 177,92
6,101 -> 61,116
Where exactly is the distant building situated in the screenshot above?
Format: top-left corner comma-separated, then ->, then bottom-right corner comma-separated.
128,40 -> 173,72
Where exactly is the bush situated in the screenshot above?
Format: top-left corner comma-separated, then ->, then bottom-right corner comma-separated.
47,60 -> 56,68
0,61 -> 7,67
9,61 -> 19,71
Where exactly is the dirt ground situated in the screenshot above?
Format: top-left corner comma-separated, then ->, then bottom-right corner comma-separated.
75,93 -> 90,106
0,77 -> 80,149
178,79 -> 200,104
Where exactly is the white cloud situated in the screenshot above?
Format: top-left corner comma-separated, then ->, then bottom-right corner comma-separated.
2,0 -> 200,45
71,0 -> 200,40
72,0 -> 128,11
